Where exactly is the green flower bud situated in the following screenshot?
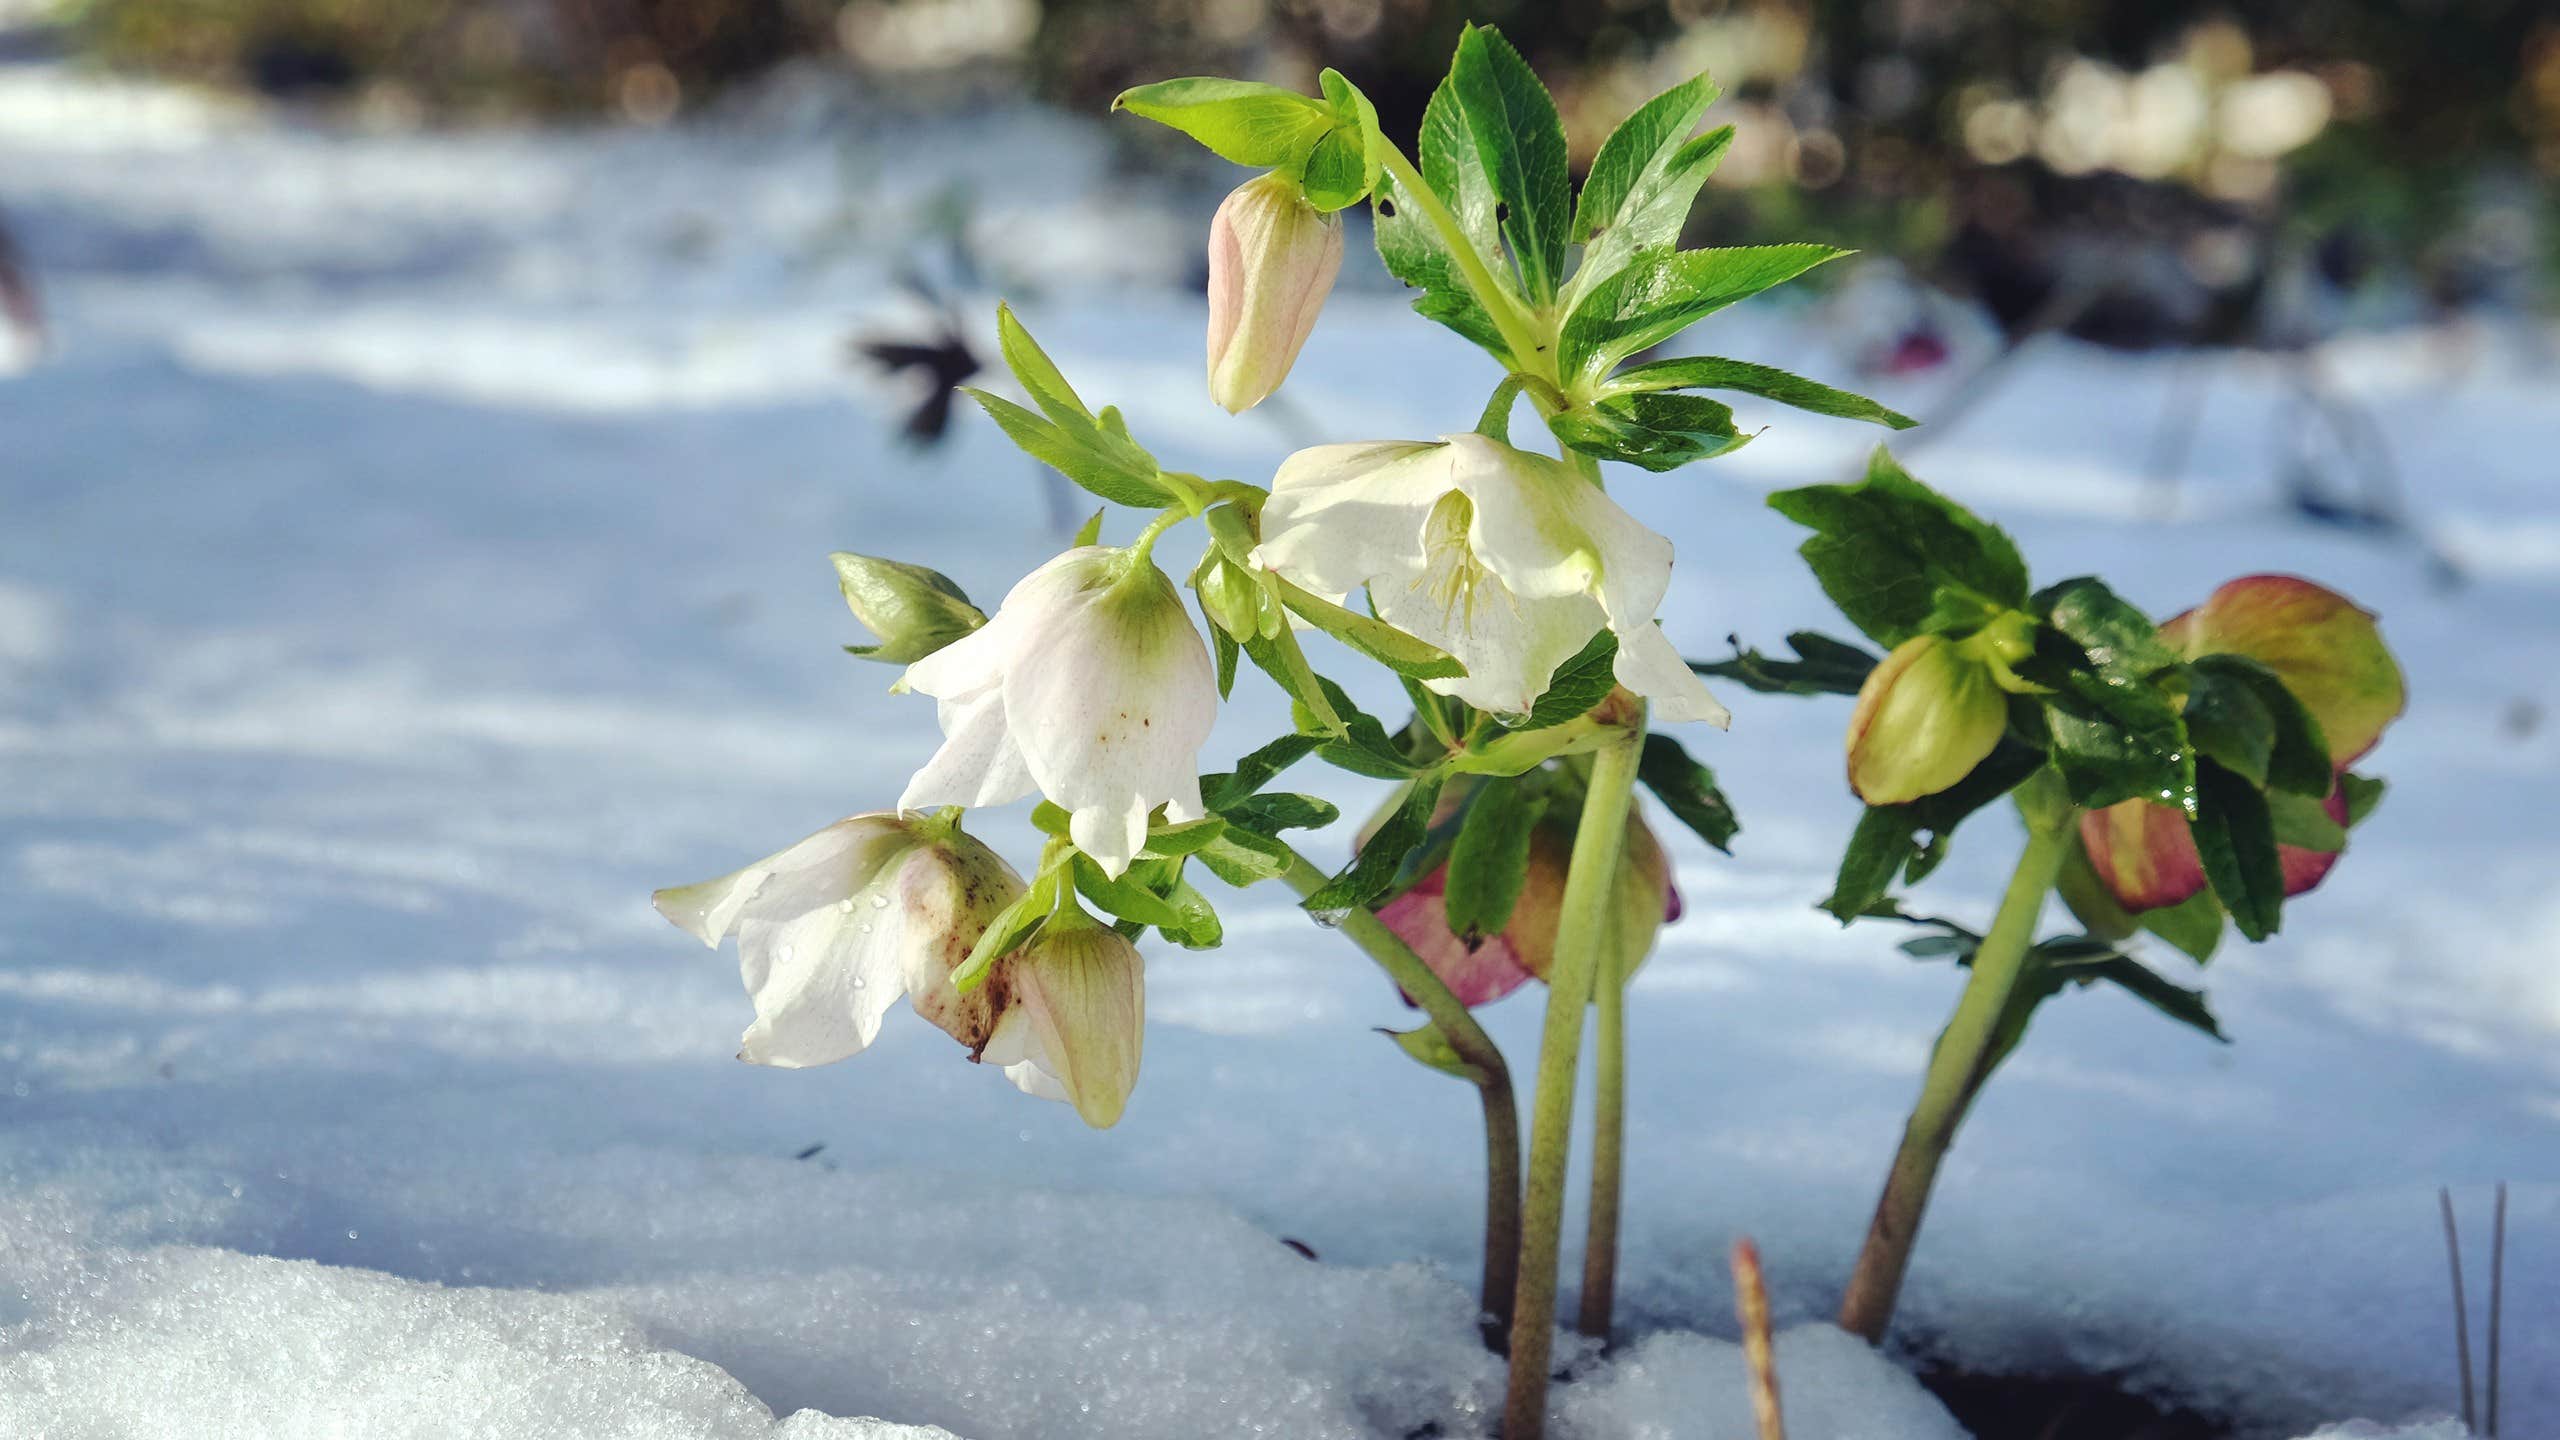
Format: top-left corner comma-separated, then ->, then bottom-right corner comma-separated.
1845,633 -> 2008,805
831,552 -> 986,665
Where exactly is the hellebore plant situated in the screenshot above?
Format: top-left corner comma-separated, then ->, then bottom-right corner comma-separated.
662,25 -> 1912,1439
1704,458 -> 2406,1342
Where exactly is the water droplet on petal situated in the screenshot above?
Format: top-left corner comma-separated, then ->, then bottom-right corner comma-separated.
870,894 -> 890,910
838,898 -> 855,914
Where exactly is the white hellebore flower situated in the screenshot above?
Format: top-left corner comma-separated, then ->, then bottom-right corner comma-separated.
654,812 -> 1147,1127
1253,433 -> 1729,725
897,545 -> 1217,879
653,812 -> 1022,1069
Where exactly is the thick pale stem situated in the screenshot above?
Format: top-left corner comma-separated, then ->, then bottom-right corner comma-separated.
1282,849 -> 1521,1348
1837,778 -> 2076,1343
1576,943 -> 1628,1343
1374,143 -> 1553,384
1502,725 -> 1645,1440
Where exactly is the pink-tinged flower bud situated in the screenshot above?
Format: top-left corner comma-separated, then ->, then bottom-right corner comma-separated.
980,914 -> 1145,1129
2079,575 -> 2401,915
1365,781 -> 1681,1007
1206,172 -> 1343,414
2158,574 -> 2407,765
1845,633 -> 2009,806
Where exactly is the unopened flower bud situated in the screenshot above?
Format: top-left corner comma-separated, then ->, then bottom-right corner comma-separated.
832,552 -> 986,665
979,911 -> 1145,1128
1364,779 -> 1681,1007
1845,633 -> 2007,805
1206,171 -> 1343,414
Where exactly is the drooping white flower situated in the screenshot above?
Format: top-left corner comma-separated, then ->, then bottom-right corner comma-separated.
1206,171 -> 1344,414
897,545 -> 1217,878
1252,433 -> 1729,725
655,813 -> 1148,1127
653,812 -> 1023,1068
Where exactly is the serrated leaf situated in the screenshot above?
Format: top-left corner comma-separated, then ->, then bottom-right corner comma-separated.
2033,578 -> 2181,683
2191,758 -> 2283,942
2192,652 -> 2332,796
1637,732 -> 1739,852
1194,824 -> 1294,888
1448,24 -> 1572,302
1561,244 -> 1846,381
1606,355 -> 1915,429
1201,734 -> 1320,809
1570,73 -> 1733,299
1693,630 -> 1880,696
1139,816 -> 1229,858
1443,776 -> 1545,937
1220,791 -> 1339,836
1304,771 -> 1447,913
1768,448 -> 2029,648
2020,623 -> 2195,815
1549,391 -> 1751,471
1112,77 -> 1335,166
965,389 -> 1171,509
2182,659 -> 2277,787
1381,1021 -> 1487,1084
1373,78 -> 1508,355
2140,887 -> 2225,963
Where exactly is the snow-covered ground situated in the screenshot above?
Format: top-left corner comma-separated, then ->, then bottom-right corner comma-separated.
1,57 -> 2553,1440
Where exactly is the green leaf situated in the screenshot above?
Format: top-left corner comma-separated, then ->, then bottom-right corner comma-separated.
1381,1021 -> 1486,1084
2191,653 -> 2333,796
1561,244 -> 1846,381
1303,771 -> 1448,914
2191,758 -> 2283,942
2033,578 -> 2180,683
2182,661 -> 2276,788
1693,630 -> 1880,696
2268,789 -> 2347,853
1512,628 -> 1619,729
1213,623 -> 1239,698
1570,71 -> 1732,298
1194,825 -> 1294,888
1548,392 -> 1751,472
1239,626 -> 1347,739
965,389 -> 1170,509
1294,674 -> 1419,778
1072,854 -> 1192,933
1606,355 -> 1914,430
1200,734 -> 1320,808
1443,776 -> 1546,937
2140,887 -> 2226,964
1138,817 -> 1229,858
1768,448 -> 2030,647
1112,77 -> 1334,166
1638,732 -> 1740,852
2021,625 -> 2195,815
1271,577 -> 1465,680
1447,24 -> 1572,302
1820,741 -> 2049,921
951,869 -> 1059,993
1219,791 -> 1339,836
1373,77 -> 1508,355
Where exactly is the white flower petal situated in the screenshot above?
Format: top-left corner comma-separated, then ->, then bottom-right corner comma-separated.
1613,619 -> 1731,728
733,892 -> 915,1067
898,688 -> 1037,812
651,817 -> 910,947
1003,560 -> 1216,879
1443,434 -> 1604,602
1254,441 -> 1445,596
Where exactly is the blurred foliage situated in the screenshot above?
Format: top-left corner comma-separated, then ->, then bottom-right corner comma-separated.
55,0 -> 837,115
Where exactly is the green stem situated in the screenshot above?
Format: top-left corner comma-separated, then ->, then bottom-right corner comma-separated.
1576,937 -> 1628,1344
1282,848 -> 1522,1350
1374,142 -> 1553,384
1836,774 -> 2076,1343
1502,723 -> 1645,1440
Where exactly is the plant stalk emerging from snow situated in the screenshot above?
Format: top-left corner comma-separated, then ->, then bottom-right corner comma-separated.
1837,767 -> 2075,1341
1503,721 -> 1644,1439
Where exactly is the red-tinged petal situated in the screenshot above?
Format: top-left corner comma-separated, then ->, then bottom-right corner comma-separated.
2078,800 -> 2208,913
2161,575 -> 2406,765
1376,876 -> 1540,1008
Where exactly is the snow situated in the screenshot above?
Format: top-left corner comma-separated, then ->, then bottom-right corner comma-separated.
2,55 -> 2551,1440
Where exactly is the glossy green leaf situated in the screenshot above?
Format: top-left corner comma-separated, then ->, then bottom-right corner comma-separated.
1112,77 -> 1333,166
1447,24 -> 1572,302
1549,391 -> 1751,471
1514,628 -> 1619,730
1561,243 -> 1845,380
1692,630 -> 1880,696
1820,741 -> 2049,922
1373,77 -> 1508,354
1272,576 -> 1465,680
2140,887 -> 2226,964
1638,732 -> 1740,852
2191,757 -> 2283,942
2192,652 -> 2333,796
1768,448 -> 2029,647
1607,355 -> 1914,429
1443,776 -> 1545,937
1303,771 -> 1448,913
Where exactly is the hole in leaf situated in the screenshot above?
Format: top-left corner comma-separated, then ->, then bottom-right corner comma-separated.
1495,201 -> 1511,224
1378,198 -> 1398,217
